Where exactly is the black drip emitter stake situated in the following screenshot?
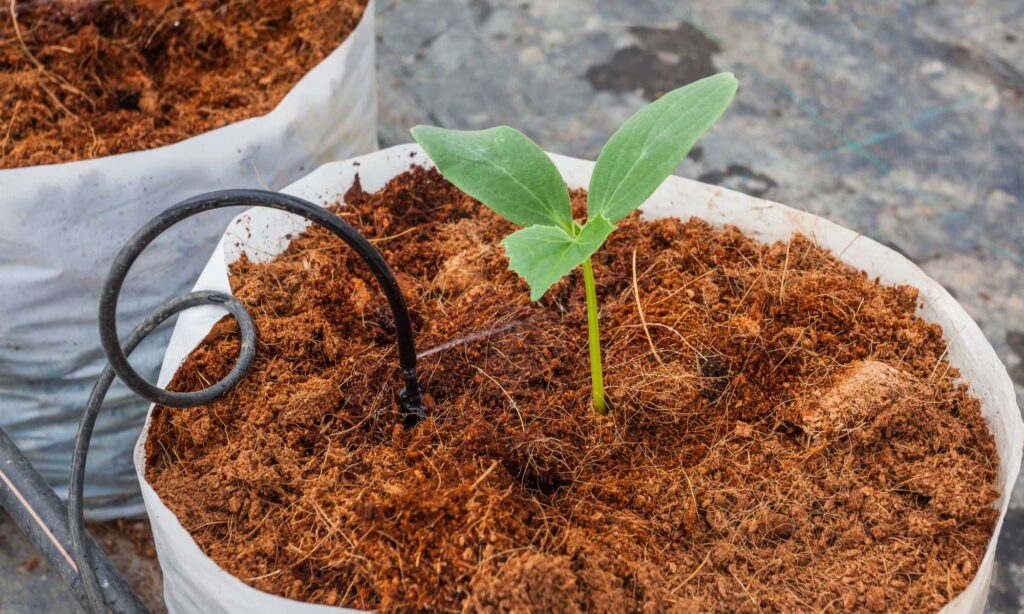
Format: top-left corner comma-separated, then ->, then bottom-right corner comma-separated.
62,189 -> 425,613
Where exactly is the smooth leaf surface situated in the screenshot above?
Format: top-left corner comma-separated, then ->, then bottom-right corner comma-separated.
411,125 -> 574,231
588,72 -> 738,223
502,216 -> 616,300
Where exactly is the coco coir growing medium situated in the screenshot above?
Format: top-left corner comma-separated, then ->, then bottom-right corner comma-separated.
1,0 -> 367,167
147,166 -> 998,613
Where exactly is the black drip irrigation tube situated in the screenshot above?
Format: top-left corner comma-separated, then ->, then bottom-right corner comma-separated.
0,189 -> 425,613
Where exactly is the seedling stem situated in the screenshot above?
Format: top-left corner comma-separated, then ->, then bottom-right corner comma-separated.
582,257 -> 607,414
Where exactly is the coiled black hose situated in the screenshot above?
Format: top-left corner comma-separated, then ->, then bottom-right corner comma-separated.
67,189 -> 425,613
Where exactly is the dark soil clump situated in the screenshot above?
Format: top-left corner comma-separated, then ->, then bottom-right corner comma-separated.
147,167 -> 999,612
1,0 -> 367,168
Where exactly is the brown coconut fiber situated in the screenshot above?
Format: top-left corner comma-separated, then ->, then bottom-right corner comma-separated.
1,0 -> 367,168
146,167 -> 999,613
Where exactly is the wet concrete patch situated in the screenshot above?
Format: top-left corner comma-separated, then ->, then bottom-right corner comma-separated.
468,0 -> 492,24
586,22 -> 720,100
697,163 -> 778,198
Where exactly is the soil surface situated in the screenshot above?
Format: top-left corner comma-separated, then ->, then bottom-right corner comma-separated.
0,0 -> 367,168
147,167 -> 999,613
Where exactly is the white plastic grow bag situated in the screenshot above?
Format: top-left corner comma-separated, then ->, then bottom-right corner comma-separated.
139,144 -> 1023,613
0,0 -> 377,520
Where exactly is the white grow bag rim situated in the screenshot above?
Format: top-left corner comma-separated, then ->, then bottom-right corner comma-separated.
138,143 -> 1023,614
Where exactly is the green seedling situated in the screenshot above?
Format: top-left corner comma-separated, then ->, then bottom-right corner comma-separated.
412,73 -> 738,414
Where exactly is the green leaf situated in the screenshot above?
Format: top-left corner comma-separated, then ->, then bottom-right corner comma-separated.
411,125 -> 574,231
502,216 -> 616,301
588,72 -> 738,223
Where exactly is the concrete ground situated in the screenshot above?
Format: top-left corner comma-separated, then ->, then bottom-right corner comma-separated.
0,516 -> 164,613
3,0 -> 1022,611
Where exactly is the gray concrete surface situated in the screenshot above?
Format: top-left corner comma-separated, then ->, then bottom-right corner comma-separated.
0,512 -> 75,612
0,514 -> 163,613
3,0 -> 1021,611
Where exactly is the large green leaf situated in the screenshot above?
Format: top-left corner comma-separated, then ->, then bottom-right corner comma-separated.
588,72 -> 738,223
411,125 -> 574,231
502,216 -> 616,301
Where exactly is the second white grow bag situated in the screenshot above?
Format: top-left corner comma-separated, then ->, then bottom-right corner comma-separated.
139,144 -> 1023,613
0,0 -> 378,519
